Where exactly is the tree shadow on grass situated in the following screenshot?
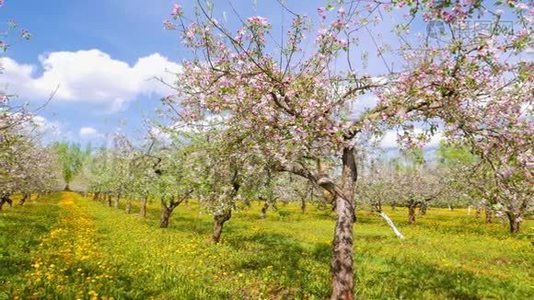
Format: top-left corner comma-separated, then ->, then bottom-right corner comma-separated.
165,214 -> 214,236
360,257 -> 533,299
224,232 -> 332,298
0,201 -> 61,283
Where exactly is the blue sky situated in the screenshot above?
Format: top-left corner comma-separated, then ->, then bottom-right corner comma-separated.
4,0 -> 516,149
3,0 -> 352,146
1,0 -> 194,145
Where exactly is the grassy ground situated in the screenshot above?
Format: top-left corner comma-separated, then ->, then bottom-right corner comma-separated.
1,192 -> 532,299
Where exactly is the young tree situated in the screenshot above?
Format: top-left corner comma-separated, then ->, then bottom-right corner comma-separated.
149,145 -> 196,228
188,129 -> 261,243
53,142 -> 88,191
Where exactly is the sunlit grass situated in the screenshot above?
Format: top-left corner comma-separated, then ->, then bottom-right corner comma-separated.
1,192 -> 532,299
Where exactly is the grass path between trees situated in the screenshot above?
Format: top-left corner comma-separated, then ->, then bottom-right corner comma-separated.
1,192 -> 533,299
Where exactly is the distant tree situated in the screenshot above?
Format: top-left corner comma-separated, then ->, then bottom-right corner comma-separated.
53,142 -> 88,191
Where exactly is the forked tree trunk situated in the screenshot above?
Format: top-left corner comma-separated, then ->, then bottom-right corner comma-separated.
330,147 -> 357,300
18,193 -> 30,206
408,202 -> 417,224
0,194 -> 13,210
139,195 -> 148,217
212,210 -> 232,244
159,193 -> 191,228
376,199 -> 382,212
212,171 -> 239,244
506,212 -> 521,233
159,205 -> 173,228
260,202 -> 270,218
418,202 -> 427,216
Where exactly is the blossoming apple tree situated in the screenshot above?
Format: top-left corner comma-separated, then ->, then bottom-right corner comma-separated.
163,1 -> 532,298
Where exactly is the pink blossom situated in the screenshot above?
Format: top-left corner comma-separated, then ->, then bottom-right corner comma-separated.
441,11 -> 455,23
516,3 -> 529,11
332,19 -> 346,30
247,16 -> 270,28
163,20 -> 176,30
171,3 -> 183,19
317,7 -> 326,19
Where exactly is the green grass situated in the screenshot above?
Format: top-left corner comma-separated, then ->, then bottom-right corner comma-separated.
0,193 -> 62,298
1,192 -> 533,299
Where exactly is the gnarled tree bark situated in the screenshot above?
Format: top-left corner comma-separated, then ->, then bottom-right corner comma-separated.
260,201 -> 270,218
159,204 -> 172,228
506,211 -> 521,233
408,200 -> 417,224
418,201 -> 427,216
160,192 -> 192,228
212,209 -> 232,243
330,147 -> 357,300
0,194 -> 13,211
18,192 -> 30,206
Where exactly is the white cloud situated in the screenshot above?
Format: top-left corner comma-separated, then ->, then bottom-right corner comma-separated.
1,49 -> 182,112
79,126 -> 104,139
32,115 -> 62,137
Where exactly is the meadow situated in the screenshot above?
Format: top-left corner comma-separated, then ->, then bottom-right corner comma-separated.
1,192 -> 532,299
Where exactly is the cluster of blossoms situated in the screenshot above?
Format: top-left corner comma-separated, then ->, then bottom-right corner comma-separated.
246,16 -> 270,28
171,3 -> 183,19
0,1 -> 56,208
162,3 -> 182,29
1,116 -> 59,209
